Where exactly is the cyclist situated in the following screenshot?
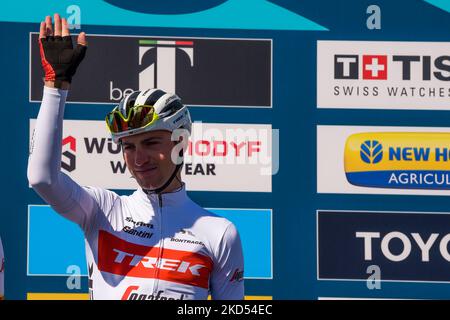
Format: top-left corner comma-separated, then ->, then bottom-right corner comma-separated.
27,13 -> 244,300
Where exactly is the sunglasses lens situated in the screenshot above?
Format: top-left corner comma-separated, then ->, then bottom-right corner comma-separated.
106,105 -> 156,133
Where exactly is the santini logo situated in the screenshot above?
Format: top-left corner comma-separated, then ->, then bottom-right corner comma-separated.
345,132 -> 450,189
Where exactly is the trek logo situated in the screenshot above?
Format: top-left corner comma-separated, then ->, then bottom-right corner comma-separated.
61,136 -> 76,172
121,286 -> 186,300
318,41 -> 450,110
98,231 -> 213,288
318,210 -> 450,282
345,133 -> 450,189
30,34 -> 272,108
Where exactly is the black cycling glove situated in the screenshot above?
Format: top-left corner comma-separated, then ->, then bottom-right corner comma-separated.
39,35 -> 87,88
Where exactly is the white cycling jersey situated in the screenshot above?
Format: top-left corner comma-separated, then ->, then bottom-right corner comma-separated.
27,87 -> 244,300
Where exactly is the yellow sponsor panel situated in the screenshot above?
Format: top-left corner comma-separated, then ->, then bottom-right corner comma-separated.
27,293 -> 90,300
27,293 -> 272,300
345,132 -> 450,172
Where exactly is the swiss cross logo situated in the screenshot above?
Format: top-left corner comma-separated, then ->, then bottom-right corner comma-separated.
97,230 -> 213,288
363,55 -> 387,80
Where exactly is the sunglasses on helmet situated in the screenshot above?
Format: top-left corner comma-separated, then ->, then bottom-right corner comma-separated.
105,104 -> 159,134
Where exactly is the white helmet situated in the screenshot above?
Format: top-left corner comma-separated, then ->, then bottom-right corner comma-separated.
106,88 -> 192,144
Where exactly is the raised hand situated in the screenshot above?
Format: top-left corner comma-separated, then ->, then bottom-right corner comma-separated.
39,13 -> 87,89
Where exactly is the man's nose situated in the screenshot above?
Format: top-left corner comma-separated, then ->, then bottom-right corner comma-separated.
134,147 -> 148,166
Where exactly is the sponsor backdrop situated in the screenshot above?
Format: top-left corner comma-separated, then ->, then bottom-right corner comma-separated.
1,0 -> 450,299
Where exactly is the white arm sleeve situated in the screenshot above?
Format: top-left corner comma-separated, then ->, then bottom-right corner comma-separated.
27,86 -> 98,232
210,222 -> 245,300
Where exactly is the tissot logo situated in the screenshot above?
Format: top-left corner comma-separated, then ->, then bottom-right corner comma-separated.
30,34 -> 272,108
318,41 -> 450,110
61,136 -> 76,172
335,54 -> 388,80
318,210 -> 450,283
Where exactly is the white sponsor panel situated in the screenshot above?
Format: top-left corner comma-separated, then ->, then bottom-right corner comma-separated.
30,120 -> 272,192
317,41 -> 450,110
317,125 -> 450,195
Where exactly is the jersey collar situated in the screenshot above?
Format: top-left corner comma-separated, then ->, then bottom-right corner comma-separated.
137,183 -> 189,207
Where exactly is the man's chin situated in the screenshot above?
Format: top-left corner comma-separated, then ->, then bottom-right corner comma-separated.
136,179 -> 163,191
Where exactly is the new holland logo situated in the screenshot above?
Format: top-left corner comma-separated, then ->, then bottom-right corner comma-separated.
360,140 -> 383,164
345,133 -> 450,189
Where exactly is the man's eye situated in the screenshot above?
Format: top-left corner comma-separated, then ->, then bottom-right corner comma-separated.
123,145 -> 135,150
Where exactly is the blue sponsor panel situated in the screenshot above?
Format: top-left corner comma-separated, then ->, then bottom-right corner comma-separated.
318,210 -> 450,282
209,209 -> 272,279
28,206 -> 271,278
28,206 -> 86,275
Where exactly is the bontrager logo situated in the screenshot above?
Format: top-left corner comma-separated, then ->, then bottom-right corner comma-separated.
345,132 -> 450,189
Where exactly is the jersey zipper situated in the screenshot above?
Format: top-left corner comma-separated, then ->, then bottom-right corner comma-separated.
153,194 -> 164,296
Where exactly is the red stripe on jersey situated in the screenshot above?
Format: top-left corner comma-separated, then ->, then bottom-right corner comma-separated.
98,230 -> 213,288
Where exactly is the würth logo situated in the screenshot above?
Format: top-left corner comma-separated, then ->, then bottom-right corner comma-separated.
62,136 -> 76,172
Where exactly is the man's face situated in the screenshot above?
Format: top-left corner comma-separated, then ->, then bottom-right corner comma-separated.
121,130 -> 178,190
